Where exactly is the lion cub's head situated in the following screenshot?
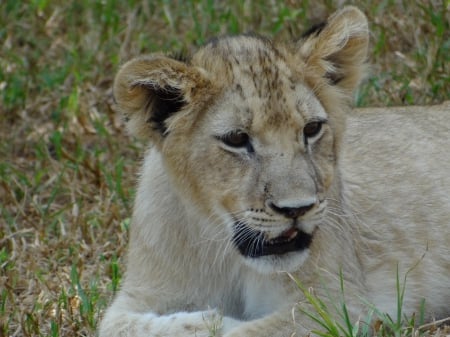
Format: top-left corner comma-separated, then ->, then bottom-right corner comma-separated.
114,7 -> 368,273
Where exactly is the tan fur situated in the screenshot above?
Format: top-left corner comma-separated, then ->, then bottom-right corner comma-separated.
99,7 -> 450,337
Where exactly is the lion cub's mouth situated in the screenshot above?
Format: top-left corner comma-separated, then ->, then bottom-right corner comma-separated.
232,222 -> 313,258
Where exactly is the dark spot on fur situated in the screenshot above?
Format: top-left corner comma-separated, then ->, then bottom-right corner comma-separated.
236,83 -> 245,99
146,86 -> 186,135
301,21 -> 327,38
324,59 -> 344,85
324,71 -> 344,85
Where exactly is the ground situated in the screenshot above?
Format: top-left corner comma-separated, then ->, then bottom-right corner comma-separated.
0,1 -> 449,336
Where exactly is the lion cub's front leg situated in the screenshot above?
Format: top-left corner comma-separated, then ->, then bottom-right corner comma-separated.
224,311 -> 299,337
99,298 -> 243,337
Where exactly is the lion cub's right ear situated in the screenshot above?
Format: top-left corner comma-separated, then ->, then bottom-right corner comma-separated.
298,6 -> 369,98
113,55 -> 211,143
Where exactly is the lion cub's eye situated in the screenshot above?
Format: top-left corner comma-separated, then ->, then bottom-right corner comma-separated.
220,131 -> 254,152
303,121 -> 323,139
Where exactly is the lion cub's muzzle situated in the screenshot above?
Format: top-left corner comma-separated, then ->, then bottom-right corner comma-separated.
231,201 -> 318,258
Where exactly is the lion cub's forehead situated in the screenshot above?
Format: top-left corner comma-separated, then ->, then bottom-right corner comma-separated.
192,35 -> 327,132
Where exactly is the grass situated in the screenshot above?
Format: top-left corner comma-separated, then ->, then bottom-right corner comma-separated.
293,269 -> 450,337
0,1 -> 449,336
293,260 -> 440,337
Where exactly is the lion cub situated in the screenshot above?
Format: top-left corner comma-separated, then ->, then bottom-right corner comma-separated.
99,6 -> 450,337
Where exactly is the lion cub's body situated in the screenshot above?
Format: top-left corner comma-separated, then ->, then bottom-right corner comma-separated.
99,7 -> 449,337
344,103 -> 450,316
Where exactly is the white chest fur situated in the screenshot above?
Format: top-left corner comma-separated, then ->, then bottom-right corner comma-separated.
241,271 -> 289,320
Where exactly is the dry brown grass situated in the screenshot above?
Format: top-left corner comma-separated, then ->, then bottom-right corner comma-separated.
1,1 -> 449,336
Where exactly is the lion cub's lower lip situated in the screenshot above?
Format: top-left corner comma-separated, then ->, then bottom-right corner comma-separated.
232,222 -> 313,258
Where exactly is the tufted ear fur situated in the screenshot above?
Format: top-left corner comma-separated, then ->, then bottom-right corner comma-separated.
113,55 -> 212,143
299,6 -> 369,96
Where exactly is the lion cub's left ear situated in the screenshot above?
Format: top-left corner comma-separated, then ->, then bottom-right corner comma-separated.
299,6 -> 369,96
113,55 -> 211,144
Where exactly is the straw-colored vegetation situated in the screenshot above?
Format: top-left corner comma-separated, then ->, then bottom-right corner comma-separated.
1,1 -> 449,336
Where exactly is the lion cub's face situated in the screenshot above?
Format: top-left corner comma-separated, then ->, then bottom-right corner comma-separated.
114,7 -> 368,272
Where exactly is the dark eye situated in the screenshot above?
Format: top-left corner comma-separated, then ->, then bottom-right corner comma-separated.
220,131 -> 254,152
303,121 -> 323,139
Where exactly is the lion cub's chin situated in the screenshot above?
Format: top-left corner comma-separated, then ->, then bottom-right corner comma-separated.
241,250 -> 310,274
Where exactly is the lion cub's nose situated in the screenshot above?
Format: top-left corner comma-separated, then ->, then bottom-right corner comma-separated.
269,202 -> 315,219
